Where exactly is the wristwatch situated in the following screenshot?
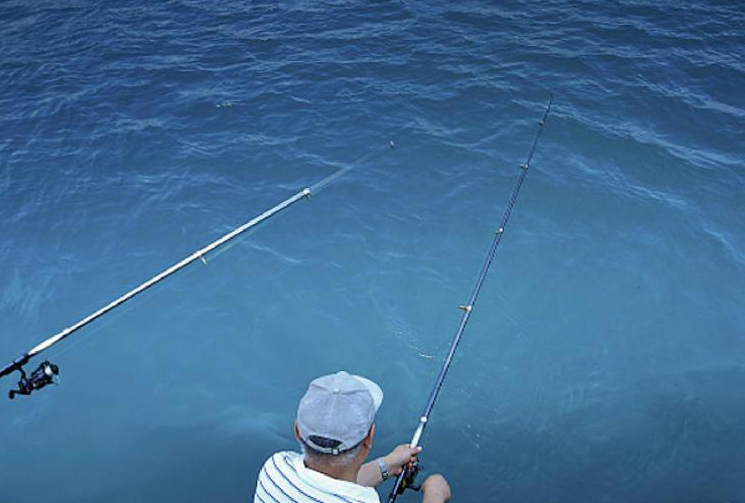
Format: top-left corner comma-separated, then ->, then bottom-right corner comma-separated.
377,458 -> 390,480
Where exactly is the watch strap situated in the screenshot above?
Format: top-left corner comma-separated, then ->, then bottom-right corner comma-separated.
377,457 -> 390,480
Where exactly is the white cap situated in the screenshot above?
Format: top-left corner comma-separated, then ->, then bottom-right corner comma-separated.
296,371 -> 383,455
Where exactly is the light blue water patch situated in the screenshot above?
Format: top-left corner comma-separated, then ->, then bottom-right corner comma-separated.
1,0 -> 744,502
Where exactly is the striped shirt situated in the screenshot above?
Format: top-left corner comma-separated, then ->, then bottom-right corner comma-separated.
254,451 -> 381,503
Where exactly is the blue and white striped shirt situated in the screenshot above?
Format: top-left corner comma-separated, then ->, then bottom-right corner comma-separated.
254,451 -> 381,503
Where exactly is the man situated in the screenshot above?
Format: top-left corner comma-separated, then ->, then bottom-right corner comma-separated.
254,371 -> 451,503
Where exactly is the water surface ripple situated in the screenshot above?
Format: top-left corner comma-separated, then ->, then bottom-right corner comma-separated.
1,1 -> 743,502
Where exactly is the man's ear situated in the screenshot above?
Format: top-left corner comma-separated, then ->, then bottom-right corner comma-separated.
294,421 -> 301,441
363,423 -> 375,448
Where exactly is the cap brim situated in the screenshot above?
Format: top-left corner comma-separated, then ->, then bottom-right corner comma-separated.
352,375 -> 383,412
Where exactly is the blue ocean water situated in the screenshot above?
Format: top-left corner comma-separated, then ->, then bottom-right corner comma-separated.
1,0 -> 743,501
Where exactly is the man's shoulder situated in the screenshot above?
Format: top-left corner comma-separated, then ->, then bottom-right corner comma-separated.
255,451 -> 302,503
258,450 -> 299,482
262,450 -> 298,468
255,451 -> 380,503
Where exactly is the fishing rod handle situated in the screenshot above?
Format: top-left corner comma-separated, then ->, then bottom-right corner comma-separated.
387,417 -> 427,503
410,416 -> 426,448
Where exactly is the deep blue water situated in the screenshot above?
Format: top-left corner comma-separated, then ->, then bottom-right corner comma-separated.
1,1 -> 744,502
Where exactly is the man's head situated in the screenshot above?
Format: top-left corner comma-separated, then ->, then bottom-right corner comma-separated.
295,371 -> 383,467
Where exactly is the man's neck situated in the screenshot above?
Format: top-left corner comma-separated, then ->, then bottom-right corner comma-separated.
304,457 -> 362,483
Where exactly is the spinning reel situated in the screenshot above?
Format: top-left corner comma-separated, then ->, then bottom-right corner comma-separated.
8,360 -> 59,399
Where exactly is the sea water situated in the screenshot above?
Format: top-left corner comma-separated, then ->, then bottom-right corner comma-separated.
1,1 -> 743,502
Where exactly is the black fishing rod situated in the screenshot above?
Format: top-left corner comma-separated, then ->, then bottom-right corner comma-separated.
0,141 -> 394,399
388,96 -> 553,502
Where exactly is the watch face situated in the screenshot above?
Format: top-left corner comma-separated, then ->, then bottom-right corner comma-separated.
378,458 -> 389,478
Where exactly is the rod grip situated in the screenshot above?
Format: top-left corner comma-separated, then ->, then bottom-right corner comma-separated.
0,354 -> 29,379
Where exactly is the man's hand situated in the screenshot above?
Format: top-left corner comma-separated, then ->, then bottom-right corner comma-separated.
383,444 -> 422,475
357,444 -> 422,487
421,474 -> 451,503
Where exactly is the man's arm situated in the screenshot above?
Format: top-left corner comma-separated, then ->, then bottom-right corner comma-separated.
357,444 -> 421,487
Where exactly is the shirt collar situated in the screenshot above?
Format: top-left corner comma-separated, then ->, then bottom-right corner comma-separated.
290,452 -> 380,503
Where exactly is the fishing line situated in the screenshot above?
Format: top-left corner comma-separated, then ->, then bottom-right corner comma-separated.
208,142 -> 392,263
0,139 -> 396,399
387,96 -> 554,502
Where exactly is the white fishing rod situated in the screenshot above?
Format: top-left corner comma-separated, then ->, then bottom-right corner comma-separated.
0,141 -> 394,399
